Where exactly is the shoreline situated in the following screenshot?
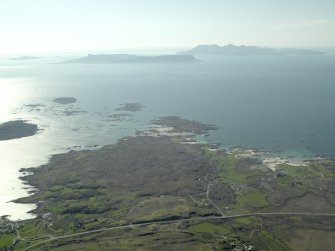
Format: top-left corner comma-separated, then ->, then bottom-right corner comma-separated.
1,117 -> 335,250
4,137 -> 328,222
2,117 -> 333,221
142,123 -> 318,172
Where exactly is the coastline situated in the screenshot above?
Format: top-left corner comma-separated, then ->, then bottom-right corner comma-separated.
4,123 -> 328,221
2,116 -> 335,250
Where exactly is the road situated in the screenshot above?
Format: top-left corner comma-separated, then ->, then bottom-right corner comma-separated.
22,212 -> 335,250
206,182 -> 225,216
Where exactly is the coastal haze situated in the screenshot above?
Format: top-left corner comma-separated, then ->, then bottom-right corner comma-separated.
1,0 -> 335,53
1,1 -> 335,250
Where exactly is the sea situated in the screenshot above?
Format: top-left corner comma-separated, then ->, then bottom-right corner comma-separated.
1,53 -> 335,220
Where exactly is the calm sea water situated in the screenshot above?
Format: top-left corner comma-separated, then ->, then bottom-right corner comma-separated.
1,54 -> 335,219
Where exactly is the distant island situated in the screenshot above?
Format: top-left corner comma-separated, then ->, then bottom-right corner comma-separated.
61,54 -> 198,64
53,97 -> 77,104
0,120 -> 38,140
9,56 -> 41,60
179,44 -> 324,56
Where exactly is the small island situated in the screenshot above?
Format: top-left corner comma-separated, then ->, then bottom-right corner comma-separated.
115,103 -> 145,112
0,120 -> 38,140
61,54 -> 198,64
53,97 -> 77,104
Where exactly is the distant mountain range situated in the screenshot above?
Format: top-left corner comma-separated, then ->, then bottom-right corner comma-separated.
62,54 -> 198,64
179,44 -> 324,56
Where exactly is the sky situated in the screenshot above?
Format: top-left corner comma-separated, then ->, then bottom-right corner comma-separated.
0,0 -> 335,53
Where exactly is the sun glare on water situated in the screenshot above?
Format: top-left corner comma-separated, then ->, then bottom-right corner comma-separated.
0,78 -> 27,122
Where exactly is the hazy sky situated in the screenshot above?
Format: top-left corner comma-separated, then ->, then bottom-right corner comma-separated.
1,0 -> 335,53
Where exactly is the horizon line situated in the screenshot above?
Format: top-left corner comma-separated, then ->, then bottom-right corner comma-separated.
1,44 -> 334,56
